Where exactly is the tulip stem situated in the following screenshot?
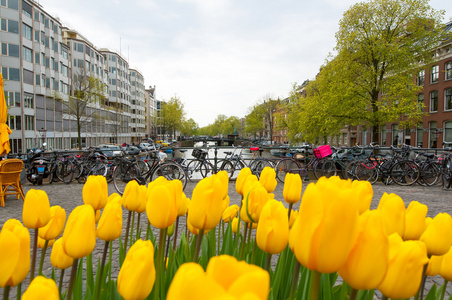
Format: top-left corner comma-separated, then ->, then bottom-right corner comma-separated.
30,228 -> 38,281
38,239 -> 49,275
288,203 -> 293,220
59,269 -> 65,294
309,270 -> 321,300
67,258 -> 79,300
165,234 -> 171,261
193,229 -> 204,262
417,261 -> 429,300
173,217 -> 179,251
240,223 -> 248,260
440,280 -> 448,300
265,253 -> 272,271
136,212 -> 141,240
95,241 -> 109,300
145,221 -> 151,240
130,212 -> 135,244
154,228 -> 168,300
3,286 -> 10,300
124,211 -> 132,253
17,282 -> 21,300
289,261 -> 301,300
350,288 -> 358,300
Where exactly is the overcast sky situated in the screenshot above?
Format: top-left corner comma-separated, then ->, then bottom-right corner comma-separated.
39,0 -> 451,127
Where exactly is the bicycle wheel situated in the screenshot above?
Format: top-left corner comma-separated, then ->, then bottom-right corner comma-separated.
418,162 -> 441,186
249,158 -> 273,178
218,160 -> 235,180
58,161 -> 74,184
150,162 -> 188,189
113,163 -> 140,195
390,160 -> 420,186
275,159 -> 299,183
354,161 -> 379,183
319,158 -> 336,178
186,160 -> 208,182
230,159 -> 246,181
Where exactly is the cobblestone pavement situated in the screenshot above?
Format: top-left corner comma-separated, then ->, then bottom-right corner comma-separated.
1,178 -> 452,299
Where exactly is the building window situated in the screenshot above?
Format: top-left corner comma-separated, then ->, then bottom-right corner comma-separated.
429,121 -> 438,148
24,115 -> 34,130
1,43 -> 19,57
445,122 -> 452,144
417,94 -> 424,112
34,30 -> 39,42
431,65 -> 439,83
7,0 -> 18,10
22,0 -> 32,17
417,70 -> 425,86
2,67 -> 20,81
381,126 -> 387,146
23,46 -> 32,62
416,123 -> 423,147
446,61 -> 452,80
430,91 -> 438,112
4,91 -> 20,107
392,124 -> 399,146
35,74 -> 40,86
23,69 -> 33,85
7,115 -> 21,130
446,88 -> 452,111
77,43 -> 84,53
22,23 -> 32,39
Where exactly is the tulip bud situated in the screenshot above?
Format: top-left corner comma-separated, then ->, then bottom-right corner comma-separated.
188,175 -> 224,231
167,223 -> 175,237
23,189 -> 51,229
146,181 -> 177,229
96,199 -> 123,241
289,176 -> 360,273
83,175 -> 108,211
351,180 -> 373,214
37,236 -> 55,248
108,192 -> 122,204
242,175 -> 258,200
22,276 -> 59,300
426,255 -> 443,277
62,204 -> 96,259
135,185 -> 148,214
50,238 -> 73,270
240,182 -> 268,223
122,180 -> 142,212
216,170 -> 229,200
222,205 -> 239,223
377,233 -> 428,299
439,247 -> 452,281
283,173 -> 302,204
38,205 -> 66,241
377,193 -> 406,236
256,200 -> 289,254
231,217 -> 241,234
338,210 -> 389,290
420,213 -> 452,256
117,240 -> 156,300
403,201 -> 428,240
259,167 -> 277,193
236,167 -> 252,195
0,219 -> 30,287
178,193 -> 189,217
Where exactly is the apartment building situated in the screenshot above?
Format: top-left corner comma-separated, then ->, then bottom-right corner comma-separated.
1,0 -> 154,152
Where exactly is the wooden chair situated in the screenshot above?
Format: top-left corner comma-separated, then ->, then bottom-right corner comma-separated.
0,159 -> 25,207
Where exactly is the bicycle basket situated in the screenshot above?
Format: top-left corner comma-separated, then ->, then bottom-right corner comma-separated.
313,145 -> 332,159
192,148 -> 207,160
380,159 -> 392,170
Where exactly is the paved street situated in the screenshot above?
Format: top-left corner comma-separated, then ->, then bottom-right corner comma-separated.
1,178 -> 452,298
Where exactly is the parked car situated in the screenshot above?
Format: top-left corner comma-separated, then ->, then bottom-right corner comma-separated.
155,140 -> 168,147
138,142 -> 156,151
94,144 -> 123,159
122,145 -> 141,156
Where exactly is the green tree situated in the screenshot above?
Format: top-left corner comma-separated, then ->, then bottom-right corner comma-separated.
296,0 -> 446,143
244,96 -> 278,141
160,97 -> 185,139
58,69 -> 107,149
181,118 -> 198,136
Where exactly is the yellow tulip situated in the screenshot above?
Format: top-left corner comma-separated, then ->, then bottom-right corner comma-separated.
420,212 -> 452,256
62,204 -> 96,259
108,192 -> 122,204
338,210 -> 389,290
377,193 -> 406,236
289,176 -> 360,273
96,199 -> 123,241
216,170 -> 230,200
22,276 -> 59,300
377,233 -> 428,299
256,200 -> 289,254
117,239 -> 155,300
146,181 -> 178,229
235,167 -> 252,195
426,255 -> 443,277
178,193 -> 189,217
38,205 -> 66,241
0,219 -> 30,287
259,167 -> 277,193
50,238 -> 73,270
122,180 -> 142,212
147,176 -> 168,192
83,175 -> 108,211
37,236 -> 55,248
23,189 -> 51,229
188,175 -> 224,231
167,255 -> 269,300
231,217 -> 241,234
222,205 -> 239,223
167,223 -> 175,237
350,180 -> 373,214
135,185 -> 148,214
283,173 -> 302,204
403,201 -> 428,240
242,175 -> 259,200
439,247 -> 452,281
240,182 -> 268,223
288,209 -> 299,229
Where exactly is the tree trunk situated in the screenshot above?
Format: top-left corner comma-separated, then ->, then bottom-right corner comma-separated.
77,119 -> 82,150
